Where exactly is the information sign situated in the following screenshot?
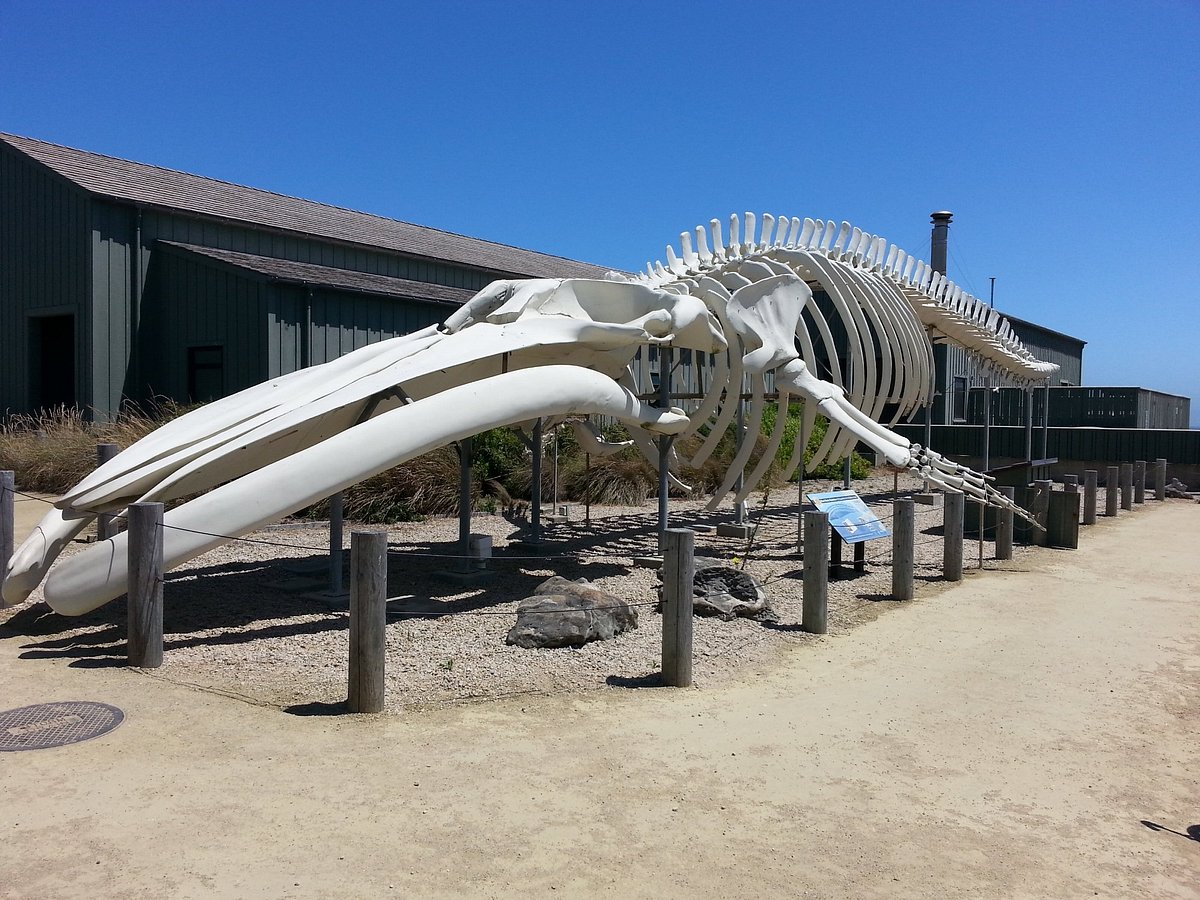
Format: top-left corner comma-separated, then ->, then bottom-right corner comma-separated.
806,490 -> 889,543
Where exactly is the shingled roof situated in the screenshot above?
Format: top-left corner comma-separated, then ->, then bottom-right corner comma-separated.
0,132 -> 614,280
158,242 -> 477,306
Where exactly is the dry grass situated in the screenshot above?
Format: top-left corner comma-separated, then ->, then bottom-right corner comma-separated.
0,401 -> 192,493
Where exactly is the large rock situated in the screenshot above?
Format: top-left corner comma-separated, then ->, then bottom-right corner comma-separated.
506,577 -> 638,649
656,562 -> 771,620
1165,478 -> 1191,499
691,566 -> 770,620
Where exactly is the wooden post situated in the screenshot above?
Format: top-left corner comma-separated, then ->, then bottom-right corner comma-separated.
830,528 -> 843,580
96,443 -> 120,540
1154,458 -> 1167,501
329,491 -> 345,593
1133,460 -> 1146,504
127,501 -> 164,668
1083,470 -> 1098,525
1047,491 -> 1080,550
996,486 -> 1014,560
1119,462 -> 1133,511
348,529 -> 388,713
0,470 -> 14,579
853,540 -> 865,573
661,527 -> 694,687
1105,466 -> 1119,516
892,498 -> 914,600
803,511 -> 829,633
943,490 -> 964,582
1031,480 -> 1051,546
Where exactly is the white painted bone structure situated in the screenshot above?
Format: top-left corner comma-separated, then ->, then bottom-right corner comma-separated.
3,213 -> 1057,615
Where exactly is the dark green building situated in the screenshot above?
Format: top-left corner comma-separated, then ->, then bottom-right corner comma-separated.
0,133 -> 609,419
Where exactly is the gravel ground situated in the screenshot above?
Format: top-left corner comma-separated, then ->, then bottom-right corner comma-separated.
1,471 -> 1056,712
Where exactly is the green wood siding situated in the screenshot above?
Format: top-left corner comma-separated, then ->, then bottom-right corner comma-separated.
0,144 -> 90,415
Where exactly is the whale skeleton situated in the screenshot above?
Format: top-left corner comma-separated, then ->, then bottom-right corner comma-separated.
3,212 -> 1056,616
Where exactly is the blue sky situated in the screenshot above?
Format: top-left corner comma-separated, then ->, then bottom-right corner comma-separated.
3,1 -> 1198,421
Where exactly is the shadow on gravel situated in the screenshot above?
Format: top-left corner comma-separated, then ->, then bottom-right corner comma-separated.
606,673 -> 664,689
285,700 -> 349,717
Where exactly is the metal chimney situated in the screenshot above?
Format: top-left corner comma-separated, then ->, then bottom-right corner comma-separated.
930,211 -> 953,275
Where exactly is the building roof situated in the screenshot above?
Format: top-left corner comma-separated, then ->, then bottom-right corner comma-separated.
1001,312 -> 1087,346
0,132 -> 613,280
158,242 -> 476,306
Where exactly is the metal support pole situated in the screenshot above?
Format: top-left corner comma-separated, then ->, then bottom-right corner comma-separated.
734,395 -> 747,524
1119,462 -> 1133,511
1041,380 -> 1051,461
661,527 -> 694,687
1154,458 -> 1167,501
1105,466 -> 1119,516
996,486 -> 1014,560
127,501 -> 164,668
0,470 -> 14,581
531,419 -> 543,543
328,491 -> 345,593
892,498 -> 914,600
943,490 -> 964,582
982,388 -> 991,472
1134,460 -> 1146,504
1083,470 -> 1098,525
830,528 -> 843,581
802,511 -> 829,634
658,348 -> 674,539
458,436 -> 473,569
843,453 -> 852,489
1024,387 -> 1034,464
96,443 -> 120,540
348,529 -> 387,713
923,400 -> 933,492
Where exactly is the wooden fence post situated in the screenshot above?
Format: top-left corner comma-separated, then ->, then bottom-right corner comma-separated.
96,443 -> 120,541
1134,460 -> 1146,504
348,529 -> 388,713
1083,470 -> 1098,525
996,486 -> 1014,560
1105,466 -> 1120,517
803,512 -> 829,633
1154,459 -> 1167,501
661,527 -> 694,687
0,470 -> 14,580
1119,463 -> 1133,511
892,499 -> 914,600
943,490 -> 964,581
127,501 -> 164,668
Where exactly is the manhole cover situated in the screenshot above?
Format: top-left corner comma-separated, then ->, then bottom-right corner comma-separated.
0,701 -> 124,752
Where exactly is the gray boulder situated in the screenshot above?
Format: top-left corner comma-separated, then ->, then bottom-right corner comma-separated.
691,566 -> 770,620
1165,478 -> 1191,499
506,577 -> 638,649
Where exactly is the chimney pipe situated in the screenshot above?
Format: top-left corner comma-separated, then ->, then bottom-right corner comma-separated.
930,210 -> 953,276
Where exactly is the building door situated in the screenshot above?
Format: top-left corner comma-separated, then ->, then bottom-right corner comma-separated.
28,314 -> 76,411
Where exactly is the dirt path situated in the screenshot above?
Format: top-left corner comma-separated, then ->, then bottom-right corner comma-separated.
2,503 -> 1198,898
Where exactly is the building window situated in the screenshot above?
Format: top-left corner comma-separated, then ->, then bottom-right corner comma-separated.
951,376 -> 968,423
187,346 -> 224,402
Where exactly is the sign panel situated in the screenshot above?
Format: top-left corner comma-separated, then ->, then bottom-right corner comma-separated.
805,490 -> 890,544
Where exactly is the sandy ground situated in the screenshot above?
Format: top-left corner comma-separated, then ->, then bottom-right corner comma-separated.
1,499 -> 1198,898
